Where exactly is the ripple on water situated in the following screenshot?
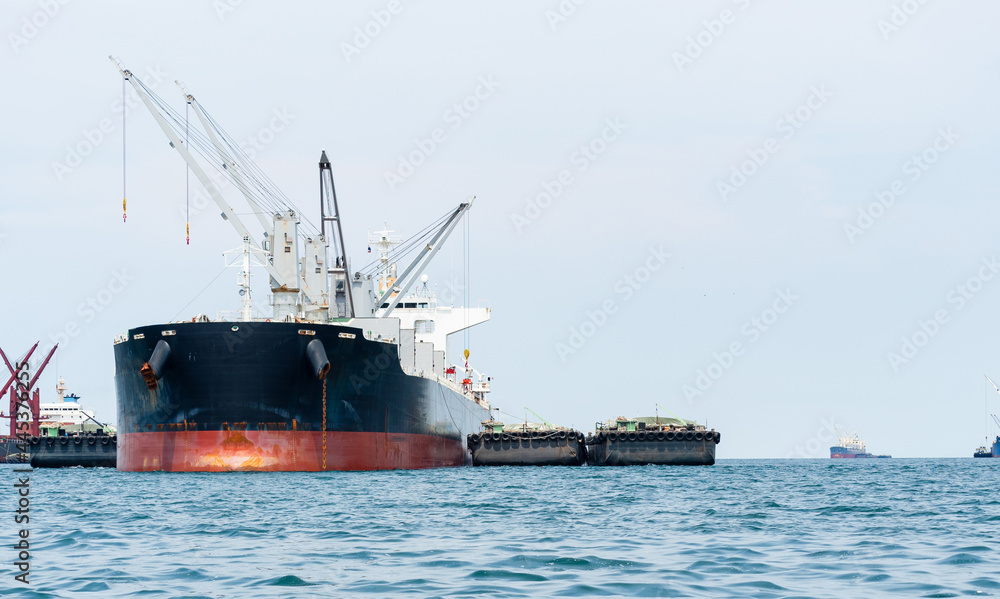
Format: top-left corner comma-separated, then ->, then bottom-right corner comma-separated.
937,552 -> 985,565
259,575 -> 316,586
468,569 -> 549,581
3,459 -> 1000,598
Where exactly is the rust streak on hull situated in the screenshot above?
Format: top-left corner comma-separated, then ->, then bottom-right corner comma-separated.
117,430 -> 465,472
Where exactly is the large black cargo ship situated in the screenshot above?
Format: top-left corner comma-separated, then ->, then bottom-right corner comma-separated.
111,60 -> 494,472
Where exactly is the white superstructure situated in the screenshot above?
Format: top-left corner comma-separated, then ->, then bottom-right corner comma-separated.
835,432 -> 866,453
38,378 -> 98,429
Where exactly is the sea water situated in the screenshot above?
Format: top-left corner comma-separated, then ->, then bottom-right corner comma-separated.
2,459 -> 998,598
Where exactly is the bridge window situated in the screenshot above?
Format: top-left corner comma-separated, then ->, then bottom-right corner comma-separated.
415,320 -> 435,333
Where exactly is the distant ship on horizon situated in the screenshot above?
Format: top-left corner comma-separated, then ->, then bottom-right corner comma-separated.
974,375 -> 1000,458
830,431 -> 891,459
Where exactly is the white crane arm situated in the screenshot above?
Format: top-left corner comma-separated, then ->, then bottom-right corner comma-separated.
179,82 -> 275,235
377,197 -> 473,318
110,57 -> 294,290
986,374 -> 1000,396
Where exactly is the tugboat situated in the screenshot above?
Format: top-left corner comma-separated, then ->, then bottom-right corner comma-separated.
974,441 -> 997,458
467,411 -> 587,466
586,416 -> 720,466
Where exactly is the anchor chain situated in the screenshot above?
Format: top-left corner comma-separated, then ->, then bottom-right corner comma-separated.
322,377 -> 327,470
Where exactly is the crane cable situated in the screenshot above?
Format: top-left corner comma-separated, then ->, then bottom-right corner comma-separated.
357,210 -> 453,277
185,98 -> 190,245
122,76 -> 127,223
463,210 -> 470,363
131,75 -> 321,239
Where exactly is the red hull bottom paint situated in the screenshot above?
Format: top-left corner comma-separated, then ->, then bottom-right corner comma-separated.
118,430 -> 467,471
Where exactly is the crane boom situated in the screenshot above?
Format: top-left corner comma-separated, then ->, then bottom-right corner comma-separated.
986,374 -> 1000,396
110,57 -> 294,292
180,82 -> 275,235
524,407 -> 553,429
376,197 -> 473,318
0,343 -> 39,397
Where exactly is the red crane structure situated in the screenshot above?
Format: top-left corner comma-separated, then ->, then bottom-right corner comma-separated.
0,342 -> 58,439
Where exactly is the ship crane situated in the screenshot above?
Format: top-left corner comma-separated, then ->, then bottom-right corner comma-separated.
111,57 -> 474,326
110,57 -> 321,321
984,375 -> 1000,430
374,198 -> 474,319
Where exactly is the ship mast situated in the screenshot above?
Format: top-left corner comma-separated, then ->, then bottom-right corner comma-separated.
224,236 -> 266,322
370,225 -> 401,297
319,151 -> 354,318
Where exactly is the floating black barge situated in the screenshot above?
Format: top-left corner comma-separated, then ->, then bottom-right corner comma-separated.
468,421 -> 586,466
586,417 -> 719,466
28,432 -> 117,468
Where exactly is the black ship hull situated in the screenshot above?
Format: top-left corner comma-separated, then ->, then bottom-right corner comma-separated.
113,321 -> 490,471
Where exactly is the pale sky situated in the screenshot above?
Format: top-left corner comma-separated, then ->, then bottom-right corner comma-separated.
2,1 -> 999,458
